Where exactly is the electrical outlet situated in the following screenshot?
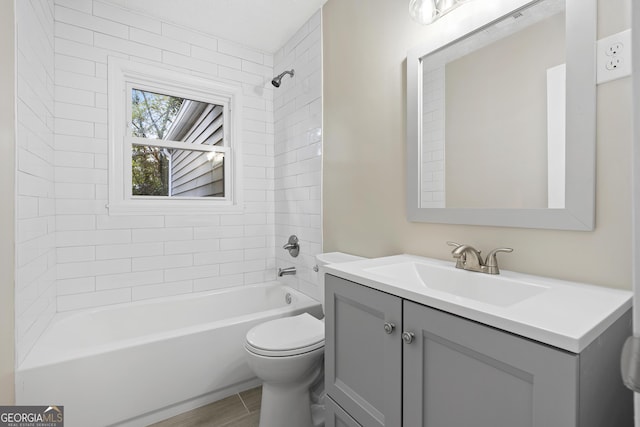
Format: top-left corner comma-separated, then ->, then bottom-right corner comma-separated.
606,57 -> 623,70
596,29 -> 632,84
606,42 -> 624,56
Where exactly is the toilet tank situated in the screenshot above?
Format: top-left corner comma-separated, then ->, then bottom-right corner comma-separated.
316,252 -> 365,313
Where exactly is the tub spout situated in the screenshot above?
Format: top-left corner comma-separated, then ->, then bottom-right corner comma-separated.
278,267 -> 296,277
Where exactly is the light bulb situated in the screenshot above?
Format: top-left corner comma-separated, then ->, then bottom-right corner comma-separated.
409,0 -> 436,25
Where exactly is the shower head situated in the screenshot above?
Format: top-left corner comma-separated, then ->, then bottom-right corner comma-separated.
271,69 -> 295,87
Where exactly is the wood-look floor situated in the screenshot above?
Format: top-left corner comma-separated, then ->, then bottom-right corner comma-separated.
149,386 -> 261,427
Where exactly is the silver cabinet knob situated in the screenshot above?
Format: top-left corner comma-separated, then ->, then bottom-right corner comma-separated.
402,331 -> 415,344
384,322 -> 395,334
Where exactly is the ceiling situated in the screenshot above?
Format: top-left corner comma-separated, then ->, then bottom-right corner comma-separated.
102,0 -> 327,53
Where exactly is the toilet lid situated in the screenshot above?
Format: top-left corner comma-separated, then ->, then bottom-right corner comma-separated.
246,313 -> 324,355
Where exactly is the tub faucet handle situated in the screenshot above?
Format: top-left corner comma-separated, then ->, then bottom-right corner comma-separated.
283,235 -> 300,257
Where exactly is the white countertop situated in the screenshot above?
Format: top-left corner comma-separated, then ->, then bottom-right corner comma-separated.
324,254 -> 632,353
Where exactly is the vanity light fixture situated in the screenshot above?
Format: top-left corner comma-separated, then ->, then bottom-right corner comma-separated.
409,0 -> 467,25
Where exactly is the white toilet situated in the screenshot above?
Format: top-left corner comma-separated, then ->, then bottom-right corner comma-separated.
244,252 -> 363,427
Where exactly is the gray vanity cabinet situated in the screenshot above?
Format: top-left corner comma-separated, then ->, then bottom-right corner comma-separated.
403,300 -> 576,426
325,274 -> 633,427
325,396 -> 363,427
324,274 -> 402,427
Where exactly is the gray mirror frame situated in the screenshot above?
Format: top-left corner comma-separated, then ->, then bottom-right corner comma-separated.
406,0 -> 596,230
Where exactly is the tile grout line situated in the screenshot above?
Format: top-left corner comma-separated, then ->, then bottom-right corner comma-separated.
218,396 -> 259,427
238,392 -> 250,413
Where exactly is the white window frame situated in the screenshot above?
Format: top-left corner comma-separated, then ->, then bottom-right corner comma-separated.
107,58 -> 243,215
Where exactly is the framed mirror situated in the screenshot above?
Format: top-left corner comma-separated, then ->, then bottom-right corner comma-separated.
406,0 -> 596,230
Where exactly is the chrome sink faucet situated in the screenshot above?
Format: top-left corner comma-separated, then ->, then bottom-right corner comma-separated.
446,241 -> 513,275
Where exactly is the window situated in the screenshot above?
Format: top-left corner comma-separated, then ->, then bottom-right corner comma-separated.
108,59 -> 243,214
130,89 -> 227,198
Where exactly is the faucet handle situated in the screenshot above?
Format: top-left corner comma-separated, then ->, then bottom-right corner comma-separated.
446,241 -> 467,269
282,235 -> 300,257
484,248 -> 513,274
446,241 -> 465,257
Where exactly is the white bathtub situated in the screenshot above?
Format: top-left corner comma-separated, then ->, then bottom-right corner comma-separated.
16,282 -> 322,427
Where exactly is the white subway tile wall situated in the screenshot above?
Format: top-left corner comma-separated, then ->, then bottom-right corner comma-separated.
51,0 -> 277,320
273,12 -> 324,300
14,0 -> 323,365
15,0 -> 57,365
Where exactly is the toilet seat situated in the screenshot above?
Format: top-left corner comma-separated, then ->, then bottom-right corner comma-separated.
245,313 -> 325,357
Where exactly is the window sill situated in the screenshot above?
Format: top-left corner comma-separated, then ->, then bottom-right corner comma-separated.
106,200 -> 244,215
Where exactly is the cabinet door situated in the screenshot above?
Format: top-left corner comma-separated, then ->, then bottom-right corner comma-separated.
403,301 -> 578,427
325,275 -> 402,427
326,396 -> 363,427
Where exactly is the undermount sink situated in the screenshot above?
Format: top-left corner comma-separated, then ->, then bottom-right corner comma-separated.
364,261 -> 549,307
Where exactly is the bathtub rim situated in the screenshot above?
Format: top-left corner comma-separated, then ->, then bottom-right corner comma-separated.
18,282 -> 321,371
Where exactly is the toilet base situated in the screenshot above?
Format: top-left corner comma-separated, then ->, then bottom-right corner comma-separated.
244,316 -> 325,427
256,361 -> 323,427
259,381 -> 314,427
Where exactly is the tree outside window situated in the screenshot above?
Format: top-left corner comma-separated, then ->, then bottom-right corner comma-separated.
131,89 -> 182,196
130,89 -> 225,198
